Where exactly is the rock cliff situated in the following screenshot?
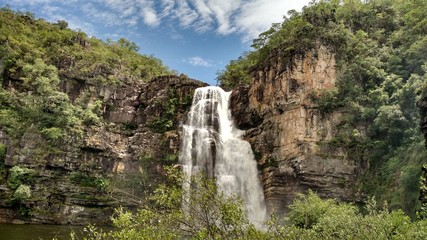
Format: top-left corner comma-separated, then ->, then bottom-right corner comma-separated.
230,46 -> 357,215
0,74 -> 206,224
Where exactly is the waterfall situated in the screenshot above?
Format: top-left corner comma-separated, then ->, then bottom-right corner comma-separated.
179,86 -> 267,225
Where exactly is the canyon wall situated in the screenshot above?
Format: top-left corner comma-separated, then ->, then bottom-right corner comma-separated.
230,46 -> 358,215
0,75 -> 206,224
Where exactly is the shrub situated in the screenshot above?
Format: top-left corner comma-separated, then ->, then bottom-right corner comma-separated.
8,166 -> 36,189
13,184 -> 31,201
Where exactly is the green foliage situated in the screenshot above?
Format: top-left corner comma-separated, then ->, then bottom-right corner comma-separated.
82,100 -> 103,126
55,20 -> 68,30
0,57 -> 88,146
149,118 -> 174,133
94,178 -> 110,192
216,52 -> 257,90
287,190 -> 340,229
69,172 -> 109,191
149,89 -> 180,133
266,192 -> 427,240
40,127 -> 64,140
310,88 -> 342,114
0,146 -> 6,182
164,153 -> 178,163
0,8 -> 171,86
0,8 -> 172,153
80,179 -> 427,240
13,184 -> 31,201
108,38 -> 140,52
0,143 -> 6,161
419,164 -> 427,220
8,166 -> 36,190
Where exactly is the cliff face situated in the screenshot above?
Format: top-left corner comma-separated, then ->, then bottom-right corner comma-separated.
0,75 -> 206,224
230,46 -> 357,215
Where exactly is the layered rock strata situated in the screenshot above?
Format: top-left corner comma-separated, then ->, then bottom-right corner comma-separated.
230,46 -> 357,215
0,75 -> 206,224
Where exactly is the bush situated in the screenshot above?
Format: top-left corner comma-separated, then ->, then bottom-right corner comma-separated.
40,127 -> 64,140
287,190 -> 335,229
8,166 -> 36,189
13,184 -> 31,201
310,88 -> 342,115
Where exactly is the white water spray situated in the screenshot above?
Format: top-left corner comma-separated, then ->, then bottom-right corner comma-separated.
179,86 -> 267,225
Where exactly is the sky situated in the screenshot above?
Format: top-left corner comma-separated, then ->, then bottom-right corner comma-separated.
1,0 -> 312,86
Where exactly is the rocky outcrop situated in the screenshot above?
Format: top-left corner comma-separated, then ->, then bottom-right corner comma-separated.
0,74 -> 206,225
230,46 -> 357,215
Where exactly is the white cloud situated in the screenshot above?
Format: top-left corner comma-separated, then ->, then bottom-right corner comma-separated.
172,0 -> 199,28
8,0 -> 311,42
160,0 -> 175,17
186,56 -> 213,67
160,0 -> 310,41
103,0 -> 136,17
206,0 -> 241,35
141,7 -> 159,26
83,3 -> 121,26
235,0 -> 308,41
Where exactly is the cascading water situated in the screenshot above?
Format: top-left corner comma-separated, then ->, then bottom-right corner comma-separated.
179,86 -> 267,225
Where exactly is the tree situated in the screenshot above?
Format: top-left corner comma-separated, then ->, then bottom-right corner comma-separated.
56,20 -> 68,30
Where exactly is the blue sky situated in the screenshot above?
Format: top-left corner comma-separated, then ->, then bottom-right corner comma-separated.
1,0 -> 311,86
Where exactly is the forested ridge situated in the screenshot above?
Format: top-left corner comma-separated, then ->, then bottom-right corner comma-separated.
219,0 -> 427,217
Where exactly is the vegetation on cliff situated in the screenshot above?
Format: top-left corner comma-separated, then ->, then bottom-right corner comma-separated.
0,7 -> 171,144
218,0 -> 427,217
